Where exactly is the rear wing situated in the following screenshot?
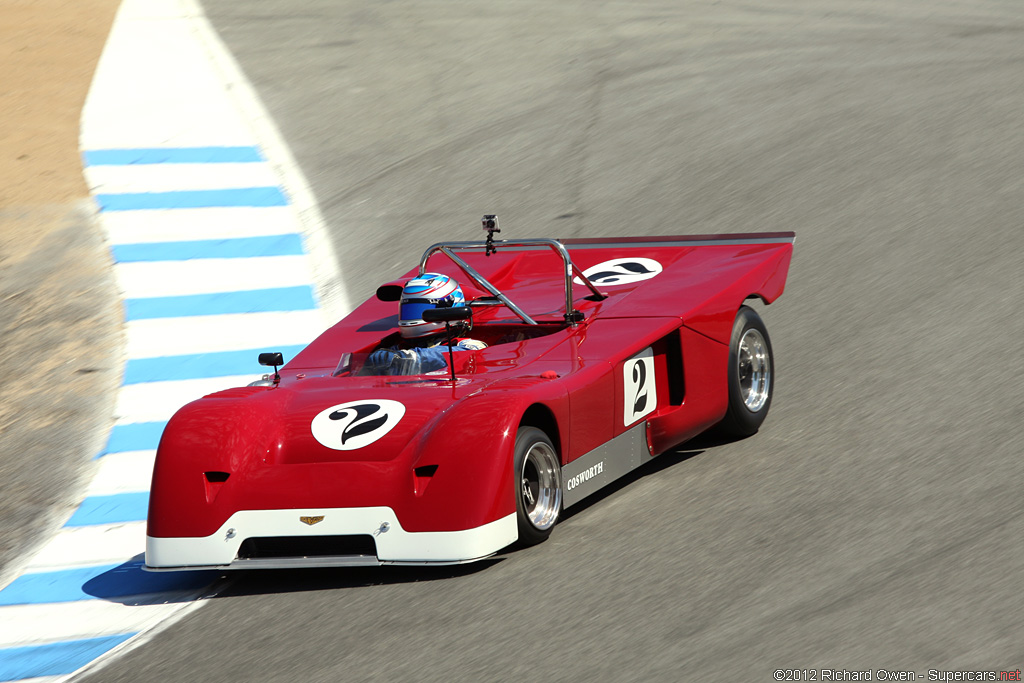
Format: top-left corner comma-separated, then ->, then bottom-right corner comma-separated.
560,232 -> 795,249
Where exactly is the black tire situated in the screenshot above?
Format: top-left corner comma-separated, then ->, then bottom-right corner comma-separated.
715,305 -> 774,438
513,426 -> 562,546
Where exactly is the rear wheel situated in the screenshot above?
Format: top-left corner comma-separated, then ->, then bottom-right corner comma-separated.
514,427 -> 562,546
716,305 -> 774,438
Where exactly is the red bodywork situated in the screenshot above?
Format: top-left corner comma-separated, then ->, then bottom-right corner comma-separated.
148,234 -> 793,547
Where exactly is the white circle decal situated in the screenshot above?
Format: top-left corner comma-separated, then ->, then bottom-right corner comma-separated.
575,257 -> 663,286
311,399 -> 406,450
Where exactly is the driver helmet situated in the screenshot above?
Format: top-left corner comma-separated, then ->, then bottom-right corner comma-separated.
398,273 -> 466,338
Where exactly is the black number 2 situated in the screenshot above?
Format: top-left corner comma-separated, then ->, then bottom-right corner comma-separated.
632,360 -> 648,415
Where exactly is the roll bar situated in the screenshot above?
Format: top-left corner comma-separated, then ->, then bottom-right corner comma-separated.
417,238 -> 604,326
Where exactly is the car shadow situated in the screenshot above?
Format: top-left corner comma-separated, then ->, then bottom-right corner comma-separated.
560,429 -> 741,522
558,454 -> 701,523
221,559 -> 503,598
80,555 -> 222,605
80,554 -> 503,605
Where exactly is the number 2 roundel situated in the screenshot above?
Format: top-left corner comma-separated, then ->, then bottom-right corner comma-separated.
575,257 -> 663,286
624,348 -> 657,426
311,399 -> 406,450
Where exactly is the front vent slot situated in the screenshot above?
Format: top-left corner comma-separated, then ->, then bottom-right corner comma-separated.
203,471 -> 230,503
236,535 -> 377,560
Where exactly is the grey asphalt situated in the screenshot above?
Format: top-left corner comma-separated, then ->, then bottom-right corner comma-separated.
83,0 -> 1024,680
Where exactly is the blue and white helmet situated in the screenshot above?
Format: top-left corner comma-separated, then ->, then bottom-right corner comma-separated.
399,273 -> 466,338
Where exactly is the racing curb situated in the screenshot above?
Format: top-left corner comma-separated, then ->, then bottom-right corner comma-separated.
0,0 -> 343,680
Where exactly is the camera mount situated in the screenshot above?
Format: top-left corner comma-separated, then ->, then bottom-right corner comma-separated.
482,214 -> 499,256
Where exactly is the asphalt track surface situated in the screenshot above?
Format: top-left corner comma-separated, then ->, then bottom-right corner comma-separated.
85,1 -> 1024,680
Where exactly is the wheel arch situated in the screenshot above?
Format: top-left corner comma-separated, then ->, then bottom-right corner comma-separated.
744,292 -> 769,305
519,403 -> 562,461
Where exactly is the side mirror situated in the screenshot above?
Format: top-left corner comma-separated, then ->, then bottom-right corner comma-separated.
376,284 -> 404,301
258,352 -> 283,384
258,352 -> 284,367
422,307 -> 472,323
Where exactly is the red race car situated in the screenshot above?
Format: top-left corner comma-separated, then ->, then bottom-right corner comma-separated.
145,219 -> 794,570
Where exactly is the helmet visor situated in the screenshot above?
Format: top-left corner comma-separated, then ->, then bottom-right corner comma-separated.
400,299 -> 438,325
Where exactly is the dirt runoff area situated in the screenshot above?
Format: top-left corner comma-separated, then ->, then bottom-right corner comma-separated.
0,0 -> 123,587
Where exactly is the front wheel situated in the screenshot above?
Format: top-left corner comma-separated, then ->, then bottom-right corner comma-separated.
716,305 -> 774,438
513,426 -> 562,546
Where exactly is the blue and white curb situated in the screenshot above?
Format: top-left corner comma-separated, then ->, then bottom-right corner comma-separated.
0,0 -> 346,680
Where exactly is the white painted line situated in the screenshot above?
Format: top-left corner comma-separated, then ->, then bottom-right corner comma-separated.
113,255 -> 315,298
82,5 -> 254,148
116,0 -> 188,20
101,206 -> 301,244
85,163 -> 278,195
114,375 -> 262,424
86,453 -> 156,497
125,310 -> 327,359
25,524 -> 148,574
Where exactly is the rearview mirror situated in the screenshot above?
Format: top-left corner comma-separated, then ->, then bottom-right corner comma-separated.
422,307 -> 472,323
376,284 -> 403,301
258,352 -> 284,367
